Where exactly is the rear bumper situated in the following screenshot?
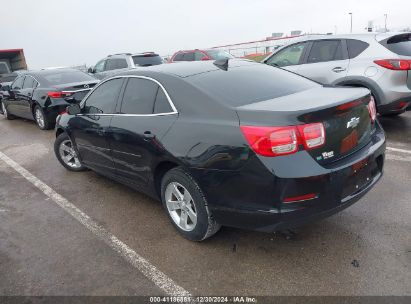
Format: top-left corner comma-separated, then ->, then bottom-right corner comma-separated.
378,96 -> 411,115
212,170 -> 382,233
193,123 -> 386,232
44,99 -> 77,124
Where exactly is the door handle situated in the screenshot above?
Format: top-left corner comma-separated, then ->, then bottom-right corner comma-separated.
332,67 -> 346,73
143,131 -> 155,140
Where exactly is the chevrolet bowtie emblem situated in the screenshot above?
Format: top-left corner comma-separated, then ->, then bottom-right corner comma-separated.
347,117 -> 360,129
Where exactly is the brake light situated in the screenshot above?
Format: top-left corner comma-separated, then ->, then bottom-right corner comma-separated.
240,123 -> 325,157
297,123 -> 325,149
374,59 -> 411,70
367,96 -> 377,123
48,91 -> 63,98
47,91 -> 73,99
240,126 -> 298,157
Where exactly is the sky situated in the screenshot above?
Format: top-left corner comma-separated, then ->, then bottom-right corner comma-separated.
2,0 -> 410,69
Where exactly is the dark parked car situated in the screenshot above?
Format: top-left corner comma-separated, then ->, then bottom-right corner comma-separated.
1,68 -> 99,130
169,49 -> 234,63
0,70 -> 27,101
54,59 -> 385,241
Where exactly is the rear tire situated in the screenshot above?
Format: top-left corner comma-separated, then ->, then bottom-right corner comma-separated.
1,101 -> 14,120
34,105 -> 51,130
161,167 -> 221,241
54,132 -> 87,172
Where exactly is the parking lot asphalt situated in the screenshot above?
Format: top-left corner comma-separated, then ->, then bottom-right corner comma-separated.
0,112 -> 410,296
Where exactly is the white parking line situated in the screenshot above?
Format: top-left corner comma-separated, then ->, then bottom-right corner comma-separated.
0,151 -> 191,297
387,147 -> 411,155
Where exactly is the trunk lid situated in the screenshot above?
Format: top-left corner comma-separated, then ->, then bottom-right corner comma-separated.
53,80 -> 99,103
236,87 -> 374,165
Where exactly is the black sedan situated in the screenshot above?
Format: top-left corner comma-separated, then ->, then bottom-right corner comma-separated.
53,59 -> 385,241
1,68 -> 99,130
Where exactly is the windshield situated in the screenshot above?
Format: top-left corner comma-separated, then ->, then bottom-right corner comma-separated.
132,55 -> 163,66
380,33 -> 411,56
206,50 -> 234,60
42,70 -> 95,85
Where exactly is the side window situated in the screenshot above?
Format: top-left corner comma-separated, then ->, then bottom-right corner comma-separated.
11,76 -> 25,90
173,53 -> 184,61
83,78 -> 123,114
23,76 -> 36,89
266,42 -> 307,67
94,60 -> 106,73
106,58 -> 128,71
120,78 -> 158,114
194,51 -> 206,61
307,40 -> 343,64
154,87 -> 173,114
347,39 -> 369,59
182,52 -> 195,61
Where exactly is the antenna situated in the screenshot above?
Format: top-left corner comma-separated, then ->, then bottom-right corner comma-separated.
213,58 -> 229,71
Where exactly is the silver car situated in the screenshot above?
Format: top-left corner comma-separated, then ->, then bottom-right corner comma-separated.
263,32 -> 411,116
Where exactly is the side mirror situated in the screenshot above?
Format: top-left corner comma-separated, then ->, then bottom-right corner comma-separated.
1,84 -> 10,91
201,57 -> 211,61
88,67 -> 94,73
67,104 -> 81,115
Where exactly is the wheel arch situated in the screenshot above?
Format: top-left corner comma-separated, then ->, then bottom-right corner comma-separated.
334,76 -> 385,107
55,127 -> 65,138
153,161 -> 181,199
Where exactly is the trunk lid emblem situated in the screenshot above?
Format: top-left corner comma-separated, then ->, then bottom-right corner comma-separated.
347,117 -> 360,129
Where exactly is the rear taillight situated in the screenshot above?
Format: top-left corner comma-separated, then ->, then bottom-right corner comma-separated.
297,123 -> 325,150
240,123 -> 325,157
374,59 -> 411,70
367,96 -> 377,123
239,126 -> 298,157
47,91 -> 73,98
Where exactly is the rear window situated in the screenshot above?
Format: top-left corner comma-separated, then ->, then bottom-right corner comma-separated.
188,63 -> 319,107
132,55 -> 163,67
347,39 -> 369,58
380,33 -> 411,56
42,70 -> 95,85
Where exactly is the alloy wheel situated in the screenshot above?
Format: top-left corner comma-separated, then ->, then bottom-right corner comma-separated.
165,182 -> 197,231
35,108 -> 45,129
59,139 -> 81,169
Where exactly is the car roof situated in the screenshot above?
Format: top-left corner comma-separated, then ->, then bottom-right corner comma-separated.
107,52 -> 159,59
28,68 -> 86,77
285,32 -> 411,44
115,59 -> 258,78
174,49 -> 225,53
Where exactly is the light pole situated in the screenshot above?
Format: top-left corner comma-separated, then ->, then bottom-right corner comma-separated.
384,14 -> 388,32
349,13 -> 353,33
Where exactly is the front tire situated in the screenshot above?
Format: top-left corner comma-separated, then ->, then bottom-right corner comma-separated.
161,167 -> 221,241
54,132 -> 86,172
34,105 -> 51,130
